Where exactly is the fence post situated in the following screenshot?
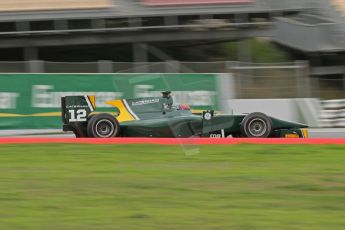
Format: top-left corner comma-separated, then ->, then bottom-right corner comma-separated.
98,60 -> 113,73
313,76 -> 321,99
298,60 -> 311,98
304,61 -> 312,98
217,73 -> 236,112
23,47 -> 39,61
295,60 -> 310,98
226,61 -> 240,98
133,43 -> 149,73
343,75 -> 345,98
26,60 -> 44,73
165,60 -> 180,73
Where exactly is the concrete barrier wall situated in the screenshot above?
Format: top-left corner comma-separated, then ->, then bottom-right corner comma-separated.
225,98 -> 321,127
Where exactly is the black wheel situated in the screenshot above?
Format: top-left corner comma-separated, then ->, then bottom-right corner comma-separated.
87,113 -> 120,138
73,130 -> 85,138
72,127 -> 88,138
240,112 -> 273,138
72,114 -> 95,138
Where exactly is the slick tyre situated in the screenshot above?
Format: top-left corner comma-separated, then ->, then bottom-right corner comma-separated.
87,113 -> 120,138
72,127 -> 88,138
240,112 -> 272,138
72,114 -> 95,138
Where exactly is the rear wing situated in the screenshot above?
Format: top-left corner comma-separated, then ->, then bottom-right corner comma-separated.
61,95 -> 96,125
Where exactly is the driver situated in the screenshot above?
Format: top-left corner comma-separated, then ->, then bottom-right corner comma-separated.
162,91 -> 173,109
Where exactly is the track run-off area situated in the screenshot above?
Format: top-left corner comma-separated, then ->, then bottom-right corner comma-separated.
1,137 -> 345,145
0,136 -> 344,229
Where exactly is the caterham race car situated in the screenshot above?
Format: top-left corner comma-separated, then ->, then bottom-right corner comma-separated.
61,92 -> 308,138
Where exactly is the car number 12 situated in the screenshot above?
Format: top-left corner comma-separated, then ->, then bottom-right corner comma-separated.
68,109 -> 87,122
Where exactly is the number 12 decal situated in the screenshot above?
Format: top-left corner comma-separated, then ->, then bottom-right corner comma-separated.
68,109 -> 87,122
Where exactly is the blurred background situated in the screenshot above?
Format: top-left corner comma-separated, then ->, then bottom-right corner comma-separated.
1,3 -> 344,229
1,0 -> 345,132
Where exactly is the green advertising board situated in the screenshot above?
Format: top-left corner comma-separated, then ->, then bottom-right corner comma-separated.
0,74 -> 219,129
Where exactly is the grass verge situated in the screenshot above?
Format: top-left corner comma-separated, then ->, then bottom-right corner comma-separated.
0,144 -> 344,230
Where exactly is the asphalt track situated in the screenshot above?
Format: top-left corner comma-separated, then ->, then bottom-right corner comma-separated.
1,137 -> 345,145
0,128 -> 344,138
0,128 -> 345,145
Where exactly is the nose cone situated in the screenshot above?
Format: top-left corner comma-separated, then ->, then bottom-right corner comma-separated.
270,117 -> 308,129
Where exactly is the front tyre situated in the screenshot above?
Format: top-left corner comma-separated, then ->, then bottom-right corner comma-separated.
87,113 -> 120,138
240,112 -> 272,138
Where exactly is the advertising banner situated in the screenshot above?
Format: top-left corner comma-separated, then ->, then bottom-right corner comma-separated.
0,74 -> 218,129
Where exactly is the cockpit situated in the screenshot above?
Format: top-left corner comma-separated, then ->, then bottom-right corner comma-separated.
162,91 -> 191,111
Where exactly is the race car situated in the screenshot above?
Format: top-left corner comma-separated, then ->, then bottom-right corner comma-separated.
61,92 -> 308,138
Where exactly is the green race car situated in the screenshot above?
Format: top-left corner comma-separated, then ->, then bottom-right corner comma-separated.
61,92 -> 308,138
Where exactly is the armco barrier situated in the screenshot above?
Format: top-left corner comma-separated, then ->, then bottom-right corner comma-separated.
319,99 -> 345,127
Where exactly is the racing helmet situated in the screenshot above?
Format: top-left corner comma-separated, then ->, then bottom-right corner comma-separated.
178,104 -> 191,110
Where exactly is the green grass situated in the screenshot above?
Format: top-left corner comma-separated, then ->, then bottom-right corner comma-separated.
0,144 -> 344,230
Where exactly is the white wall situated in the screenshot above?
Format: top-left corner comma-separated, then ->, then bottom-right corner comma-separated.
225,98 -> 321,127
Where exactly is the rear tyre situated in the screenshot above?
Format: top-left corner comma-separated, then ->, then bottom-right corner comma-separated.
72,114 -> 95,138
72,127 -> 88,138
87,113 -> 120,138
240,112 -> 272,138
